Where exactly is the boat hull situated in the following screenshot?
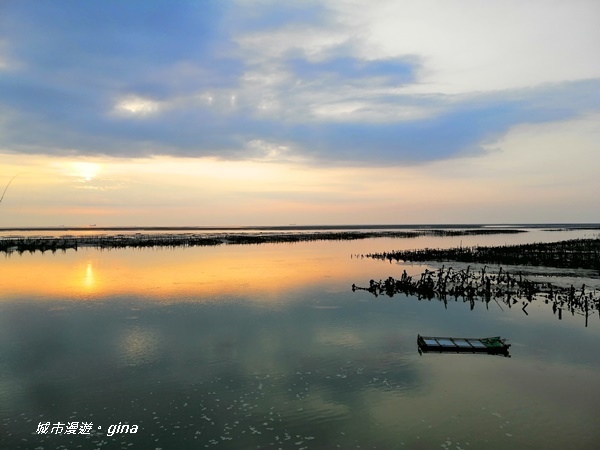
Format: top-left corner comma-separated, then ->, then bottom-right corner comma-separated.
417,335 -> 510,356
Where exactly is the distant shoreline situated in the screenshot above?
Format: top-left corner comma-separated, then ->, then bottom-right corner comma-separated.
0,228 -> 527,254
2,229 -> 599,291
1,223 -> 600,232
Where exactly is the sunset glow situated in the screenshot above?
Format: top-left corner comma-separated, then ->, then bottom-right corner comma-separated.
1,0 -> 599,226
70,162 -> 102,182
0,243 -> 398,302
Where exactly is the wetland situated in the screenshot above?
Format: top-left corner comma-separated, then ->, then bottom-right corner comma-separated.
1,225 -> 599,449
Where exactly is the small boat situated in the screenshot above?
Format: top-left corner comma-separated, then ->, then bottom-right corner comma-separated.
417,334 -> 510,356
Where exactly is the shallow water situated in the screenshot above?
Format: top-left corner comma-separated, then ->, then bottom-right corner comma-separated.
1,229 -> 599,449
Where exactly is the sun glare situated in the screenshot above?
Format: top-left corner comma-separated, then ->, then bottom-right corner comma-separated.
71,162 -> 101,181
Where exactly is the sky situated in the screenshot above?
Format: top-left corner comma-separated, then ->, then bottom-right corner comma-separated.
1,0 -> 599,227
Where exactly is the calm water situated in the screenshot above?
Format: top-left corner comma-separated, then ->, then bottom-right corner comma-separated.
1,229 -> 599,449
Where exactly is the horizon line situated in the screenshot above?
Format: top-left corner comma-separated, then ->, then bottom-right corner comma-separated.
1,223 -> 600,232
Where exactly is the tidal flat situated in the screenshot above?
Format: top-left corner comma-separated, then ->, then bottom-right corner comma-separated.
1,226 -> 599,449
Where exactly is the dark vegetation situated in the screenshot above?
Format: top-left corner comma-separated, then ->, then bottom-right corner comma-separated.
366,238 -> 600,272
353,265 -> 599,327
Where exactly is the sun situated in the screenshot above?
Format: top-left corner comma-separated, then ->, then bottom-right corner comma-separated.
71,162 -> 101,182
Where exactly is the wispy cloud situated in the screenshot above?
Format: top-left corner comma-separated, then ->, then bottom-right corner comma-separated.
0,0 -> 598,166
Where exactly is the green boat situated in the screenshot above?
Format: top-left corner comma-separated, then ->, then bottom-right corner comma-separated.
417,334 -> 510,356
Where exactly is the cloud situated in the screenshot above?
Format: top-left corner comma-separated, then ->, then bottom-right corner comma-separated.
286,56 -> 416,86
329,0 -> 600,94
0,0 -> 598,166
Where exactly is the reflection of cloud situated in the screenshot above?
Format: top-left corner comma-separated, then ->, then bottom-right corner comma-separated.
284,387 -> 351,421
316,329 -> 365,349
118,326 -> 160,366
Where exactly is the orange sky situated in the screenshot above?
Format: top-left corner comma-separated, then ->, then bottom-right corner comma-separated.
2,114 -> 599,228
1,1 -> 599,227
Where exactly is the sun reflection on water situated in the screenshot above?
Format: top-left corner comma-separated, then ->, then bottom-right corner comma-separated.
83,261 -> 95,290
0,242 -> 388,303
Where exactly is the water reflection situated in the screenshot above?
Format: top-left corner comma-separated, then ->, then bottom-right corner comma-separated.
117,325 -> 160,367
353,264 -> 600,328
83,261 -> 95,290
0,295 -> 427,449
1,228 -> 597,302
0,243 -> 376,301
1,231 -> 599,449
